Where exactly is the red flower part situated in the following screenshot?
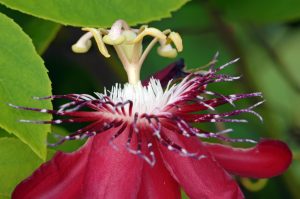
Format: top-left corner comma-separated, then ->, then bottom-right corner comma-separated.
11,56 -> 292,199
158,128 -> 244,199
137,141 -> 181,199
13,128 -> 144,199
203,139 -> 292,178
142,59 -> 187,87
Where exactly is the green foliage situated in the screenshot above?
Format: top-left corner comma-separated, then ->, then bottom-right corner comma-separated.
0,127 -> 11,137
22,19 -> 60,54
0,5 -> 61,54
0,0 -> 188,27
0,13 -> 52,160
0,138 -> 43,197
232,25 -> 300,127
213,0 -> 300,24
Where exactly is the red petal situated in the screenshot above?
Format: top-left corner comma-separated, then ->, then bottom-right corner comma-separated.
137,143 -> 181,199
203,139 -> 292,178
142,59 -> 186,87
13,128 -> 143,199
158,129 -> 244,199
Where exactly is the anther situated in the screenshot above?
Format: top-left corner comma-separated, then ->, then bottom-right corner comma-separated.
132,27 -> 166,43
168,32 -> 183,52
71,32 -> 93,53
82,28 -> 110,57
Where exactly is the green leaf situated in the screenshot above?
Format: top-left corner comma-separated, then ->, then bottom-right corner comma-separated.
0,0 -> 188,27
236,27 -> 300,125
21,18 -> 60,54
0,127 -> 11,137
0,137 -> 43,197
150,1 -> 211,31
213,0 -> 300,24
0,127 -> 10,138
0,13 -> 52,160
0,5 -> 61,54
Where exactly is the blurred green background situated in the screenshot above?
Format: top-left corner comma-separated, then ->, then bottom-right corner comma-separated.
0,0 -> 300,198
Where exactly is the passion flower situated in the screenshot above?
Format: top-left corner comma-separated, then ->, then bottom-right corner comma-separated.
12,20 -> 291,199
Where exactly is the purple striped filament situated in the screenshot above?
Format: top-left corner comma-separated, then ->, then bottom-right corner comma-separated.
10,56 -> 263,167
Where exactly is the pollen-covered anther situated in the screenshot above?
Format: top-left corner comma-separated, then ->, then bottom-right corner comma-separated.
71,32 -> 92,53
157,44 -> 178,58
82,28 -> 110,58
103,34 -> 125,45
132,27 -> 166,43
102,20 -> 128,45
168,32 -> 183,52
157,31 -> 183,58
71,19 -> 185,85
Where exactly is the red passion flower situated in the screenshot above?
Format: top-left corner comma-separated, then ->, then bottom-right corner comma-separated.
11,20 -> 292,199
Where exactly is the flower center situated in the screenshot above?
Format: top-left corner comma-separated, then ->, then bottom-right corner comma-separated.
72,19 -> 183,85
96,78 -> 185,115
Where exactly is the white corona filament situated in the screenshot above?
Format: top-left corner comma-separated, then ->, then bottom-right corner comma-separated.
95,77 -> 192,115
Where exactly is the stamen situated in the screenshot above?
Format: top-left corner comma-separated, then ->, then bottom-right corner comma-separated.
72,20 -> 183,85
157,44 -> 178,58
132,27 -> 166,43
103,20 -> 126,45
82,28 -> 110,57
168,32 -> 183,52
71,32 -> 93,53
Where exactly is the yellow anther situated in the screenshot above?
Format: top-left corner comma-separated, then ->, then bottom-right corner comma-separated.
137,25 -> 148,34
103,34 -> 125,45
71,32 -> 92,53
103,19 -> 128,45
99,28 -> 109,34
72,40 -> 92,53
168,32 -> 183,52
157,44 -> 178,58
132,27 -> 167,43
82,28 -> 110,58
163,29 -> 171,34
73,20 -> 184,85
